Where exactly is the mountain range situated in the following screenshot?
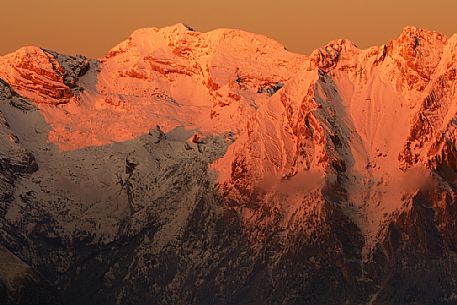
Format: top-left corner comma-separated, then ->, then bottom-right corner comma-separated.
1,24 -> 457,305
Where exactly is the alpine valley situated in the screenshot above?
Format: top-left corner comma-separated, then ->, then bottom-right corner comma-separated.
1,24 -> 457,305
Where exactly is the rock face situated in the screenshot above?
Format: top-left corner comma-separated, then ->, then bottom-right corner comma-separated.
1,24 -> 457,305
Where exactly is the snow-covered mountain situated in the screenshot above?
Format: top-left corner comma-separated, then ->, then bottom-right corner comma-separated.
1,24 -> 457,305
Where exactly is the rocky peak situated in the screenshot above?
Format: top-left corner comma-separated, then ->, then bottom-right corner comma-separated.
0,47 -> 90,105
397,26 -> 448,48
167,22 -> 196,32
309,39 -> 359,71
386,26 -> 448,91
106,23 -> 204,60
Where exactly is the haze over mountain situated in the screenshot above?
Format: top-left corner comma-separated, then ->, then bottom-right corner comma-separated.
1,24 -> 457,305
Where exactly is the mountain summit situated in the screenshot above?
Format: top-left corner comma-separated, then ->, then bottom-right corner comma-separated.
1,25 -> 457,305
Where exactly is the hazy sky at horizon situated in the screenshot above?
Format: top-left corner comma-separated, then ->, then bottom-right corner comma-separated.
2,0 -> 456,58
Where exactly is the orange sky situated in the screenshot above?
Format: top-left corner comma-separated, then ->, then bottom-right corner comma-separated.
2,0 -> 456,58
